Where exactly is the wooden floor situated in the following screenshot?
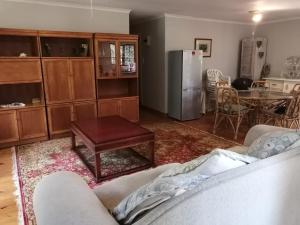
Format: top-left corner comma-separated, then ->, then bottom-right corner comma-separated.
0,108 -> 250,225
0,148 -> 18,225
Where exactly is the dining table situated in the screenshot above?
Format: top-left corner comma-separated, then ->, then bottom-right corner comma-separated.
237,89 -> 294,124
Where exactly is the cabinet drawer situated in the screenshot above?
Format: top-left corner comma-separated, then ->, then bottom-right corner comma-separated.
0,59 -> 42,83
269,81 -> 284,92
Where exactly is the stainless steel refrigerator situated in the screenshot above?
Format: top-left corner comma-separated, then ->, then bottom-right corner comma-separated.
168,50 -> 203,121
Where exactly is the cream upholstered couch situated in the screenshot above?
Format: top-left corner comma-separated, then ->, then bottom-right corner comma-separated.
33,125 -> 300,225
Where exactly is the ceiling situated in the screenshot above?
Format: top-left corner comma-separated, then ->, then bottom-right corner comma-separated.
6,0 -> 300,24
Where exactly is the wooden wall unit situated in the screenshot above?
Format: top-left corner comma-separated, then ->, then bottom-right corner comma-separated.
0,29 -> 140,147
95,33 -> 139,122
40,31 -> 97,137
0,29 -> 48,148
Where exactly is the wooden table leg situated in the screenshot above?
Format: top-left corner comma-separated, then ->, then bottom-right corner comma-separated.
150,140 -> 155,167
71,132 -> 76,150
95,151 -> 101,182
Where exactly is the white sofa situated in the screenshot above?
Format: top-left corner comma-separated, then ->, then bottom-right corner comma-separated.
33,125 -> 300,225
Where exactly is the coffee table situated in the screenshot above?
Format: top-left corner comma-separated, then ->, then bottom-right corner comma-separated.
71,116 -> 155,182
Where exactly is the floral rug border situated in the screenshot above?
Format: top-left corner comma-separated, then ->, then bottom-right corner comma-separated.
12,147 -> 26,225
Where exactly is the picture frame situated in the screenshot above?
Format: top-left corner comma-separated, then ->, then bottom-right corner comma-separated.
194,38 -> 212,57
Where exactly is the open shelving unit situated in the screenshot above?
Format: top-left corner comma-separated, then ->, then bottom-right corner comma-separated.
0,29 -> 47,148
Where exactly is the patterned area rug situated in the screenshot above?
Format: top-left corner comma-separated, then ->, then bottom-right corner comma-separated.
14,121 -> 239,225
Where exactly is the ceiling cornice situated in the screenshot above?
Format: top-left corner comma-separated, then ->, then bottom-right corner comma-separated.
3,0 -> 131,14
261,17 -> 300,25
164,13 -> 252,25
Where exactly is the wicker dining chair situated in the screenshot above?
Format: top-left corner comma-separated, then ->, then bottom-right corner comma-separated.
262,90 -> 300,129
213,87 -> 251,140
251,80 -> 270,90
291,83 -> 300,94
216,81 -> 229,87
207,69 -> 230,111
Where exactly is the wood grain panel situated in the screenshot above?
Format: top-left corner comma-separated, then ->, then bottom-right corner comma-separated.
0,110 -> 19,144
42,59 -> 72,103
120,97 -> 139,122
17,107 -> 48,140
47,104 -> 72,135
0,59 -> 42,83
98,99 -> 119,117
73,101 -> 97,121
71,59 -> 96,101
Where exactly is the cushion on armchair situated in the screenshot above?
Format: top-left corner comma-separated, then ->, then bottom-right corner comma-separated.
247,131 -> 300,159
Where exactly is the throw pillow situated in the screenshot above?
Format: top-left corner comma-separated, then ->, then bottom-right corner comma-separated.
247,131 -> 300,159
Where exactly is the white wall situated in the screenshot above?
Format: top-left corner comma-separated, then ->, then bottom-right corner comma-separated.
256,19 -> 300,76
0,1 -> 129,33
132,15 -> 252,113
131,17 -> 166,112
164,16 -> 252,113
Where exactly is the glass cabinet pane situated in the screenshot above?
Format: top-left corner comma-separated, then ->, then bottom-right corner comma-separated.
98,41 -> 117,78
120,43 -> 137,76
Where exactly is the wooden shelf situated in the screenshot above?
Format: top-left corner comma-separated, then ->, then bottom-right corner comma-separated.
97,79 -> 138,99
98,94 -> 138,100
40,36 -> 93,57
0,83 -> 44,106
0,103 -> 45,111
0,34 -> 39,57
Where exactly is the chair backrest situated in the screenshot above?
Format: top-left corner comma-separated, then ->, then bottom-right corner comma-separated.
216,81 -> 229,87
251,80 -> 270,89
207,69 -> 230,101
207,69 -> 229,85
216,87 -> 241,114
291,84 -> 300,94
286,91 -> 300,119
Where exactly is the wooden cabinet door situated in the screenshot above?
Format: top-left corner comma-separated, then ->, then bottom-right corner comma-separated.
42,59 -> 72,104
17,107 -> 47,140
119,97 -> 139,122
0,110 -> 19,144
0,59 -> 42,83
98,99 -> 119,118
71,59 -> 96,101
73,101 -> 97,121
47,104 -> 72,135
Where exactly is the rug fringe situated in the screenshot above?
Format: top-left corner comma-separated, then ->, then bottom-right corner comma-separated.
11,147 -> 25,225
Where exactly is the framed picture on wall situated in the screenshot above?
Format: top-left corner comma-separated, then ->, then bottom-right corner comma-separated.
194,38 -> 212,57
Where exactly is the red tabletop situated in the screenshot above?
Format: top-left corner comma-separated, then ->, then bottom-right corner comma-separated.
72,116 -> 153,144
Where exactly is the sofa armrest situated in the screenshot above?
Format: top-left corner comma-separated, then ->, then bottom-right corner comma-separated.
244,125 -> 292,146
33,171 -> 118,225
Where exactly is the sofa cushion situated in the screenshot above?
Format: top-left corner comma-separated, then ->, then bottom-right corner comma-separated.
247,131 -> 300,159
113,149 -> 257,224
226,145 -> 248,154
93,163 -> 180,211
